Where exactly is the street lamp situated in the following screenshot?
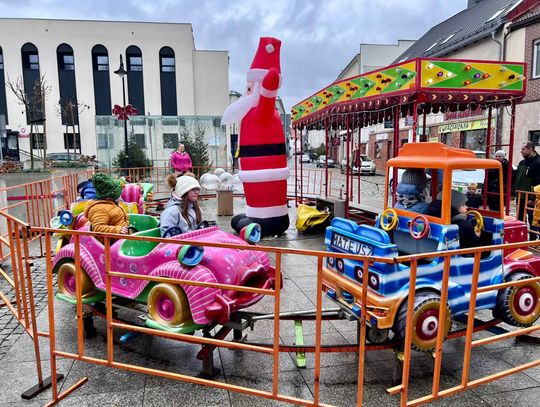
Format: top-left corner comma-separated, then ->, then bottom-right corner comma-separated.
114,54 -> 129,167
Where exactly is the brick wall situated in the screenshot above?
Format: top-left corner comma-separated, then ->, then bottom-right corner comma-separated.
523,17 -> 540,103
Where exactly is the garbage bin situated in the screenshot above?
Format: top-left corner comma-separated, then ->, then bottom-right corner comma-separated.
217,190 -> 234,216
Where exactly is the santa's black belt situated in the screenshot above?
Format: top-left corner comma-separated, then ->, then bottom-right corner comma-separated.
238,143 -> 286,158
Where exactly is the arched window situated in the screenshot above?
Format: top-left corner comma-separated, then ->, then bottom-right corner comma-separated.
126,45 -> 145,114
56,43 -> 79,128
0,46 -> 8,123
20,43 -> 42,125
159,46 -> 177,115
91,44 -> 112,115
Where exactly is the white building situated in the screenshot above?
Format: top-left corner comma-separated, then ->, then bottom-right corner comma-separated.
0,18 -> 230,167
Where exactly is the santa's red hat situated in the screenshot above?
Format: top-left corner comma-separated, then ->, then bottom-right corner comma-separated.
247,37 -> 281,83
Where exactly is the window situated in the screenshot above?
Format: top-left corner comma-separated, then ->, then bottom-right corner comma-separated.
62,54 -> 74,70
57,44 -> 75,71
31,133 -> 46,149
161,57 -> 175,72
533,39 -> 540,79
134,133 -> 146,148
425,41 -> 439,53
63,133 -> 81,150
96,56 -> 108,71
163,133 -> 178,148
28,54 -> 39,70
97,134 -> 113,149
129,56 -> 142,71
0,53 -> 3,70
529,130 -> 540,145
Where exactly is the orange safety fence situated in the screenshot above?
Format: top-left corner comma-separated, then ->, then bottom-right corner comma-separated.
0,171 -> 539,405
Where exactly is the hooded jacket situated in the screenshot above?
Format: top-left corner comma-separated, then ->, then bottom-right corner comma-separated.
160,196 -> 199,236
84,200 -> 129,234
170,150 -> 192,172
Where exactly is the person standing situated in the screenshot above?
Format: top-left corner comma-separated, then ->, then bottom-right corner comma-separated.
170,144 -> 192,176
487,149 -> 511,211
513,142 -> 540,240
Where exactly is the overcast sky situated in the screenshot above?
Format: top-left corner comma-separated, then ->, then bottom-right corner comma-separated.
1,0 -> 468,111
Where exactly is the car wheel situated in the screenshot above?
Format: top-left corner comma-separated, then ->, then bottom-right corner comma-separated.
394,292 -> 451,351
494,272 -> 540,326
147,283 -> 193,327
57,262 -> 96,299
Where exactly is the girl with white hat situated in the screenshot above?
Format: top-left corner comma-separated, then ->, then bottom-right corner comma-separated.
160,175 -> 204,237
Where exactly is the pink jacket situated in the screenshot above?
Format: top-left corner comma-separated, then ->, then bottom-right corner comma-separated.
170,151 -> 192,172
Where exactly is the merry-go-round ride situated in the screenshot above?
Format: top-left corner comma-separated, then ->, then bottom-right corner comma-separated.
48,57 -> 540,379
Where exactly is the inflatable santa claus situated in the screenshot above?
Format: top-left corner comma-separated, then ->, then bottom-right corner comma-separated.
222,37 -> 289,237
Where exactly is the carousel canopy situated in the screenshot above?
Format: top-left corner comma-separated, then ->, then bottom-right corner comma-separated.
291,57 -> 526,129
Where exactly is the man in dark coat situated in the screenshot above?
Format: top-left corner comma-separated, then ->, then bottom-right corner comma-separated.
513,142 -> 540,240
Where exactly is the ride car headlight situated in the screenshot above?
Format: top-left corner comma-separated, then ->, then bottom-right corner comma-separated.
354,266 -> 363,282
327,257 -> 335,268
368,273 -> 380,290
336,258 -> 345,273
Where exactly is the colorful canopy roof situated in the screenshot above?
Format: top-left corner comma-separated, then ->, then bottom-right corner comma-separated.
291,58 -> 526,129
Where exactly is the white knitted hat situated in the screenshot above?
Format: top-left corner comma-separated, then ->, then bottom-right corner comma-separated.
173,176 -> 201,199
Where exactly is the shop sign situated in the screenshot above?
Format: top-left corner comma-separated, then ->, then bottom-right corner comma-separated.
438,119 -> 493,134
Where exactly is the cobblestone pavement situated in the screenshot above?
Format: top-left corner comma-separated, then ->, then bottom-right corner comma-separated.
0,180 -> 537,406
0,244 -> 51,360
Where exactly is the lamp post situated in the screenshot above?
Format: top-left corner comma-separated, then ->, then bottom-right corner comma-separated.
114,54 -> 129,167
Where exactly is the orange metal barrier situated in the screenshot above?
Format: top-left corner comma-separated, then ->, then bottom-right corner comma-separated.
1,169 -> 539,406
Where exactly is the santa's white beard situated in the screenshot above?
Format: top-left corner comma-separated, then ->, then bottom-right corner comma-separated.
221,85 -> 261,125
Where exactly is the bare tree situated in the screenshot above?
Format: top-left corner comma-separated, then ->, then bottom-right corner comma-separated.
6,75 -> 51,169
56,99 -> 90,162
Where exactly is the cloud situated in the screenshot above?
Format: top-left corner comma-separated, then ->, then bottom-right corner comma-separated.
0,0 -> 467,110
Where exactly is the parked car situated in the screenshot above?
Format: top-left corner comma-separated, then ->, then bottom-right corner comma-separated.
47,152 -> 105,169
341,154 -> 376,175
300,154 -> 310,163
316,155 -> 335,168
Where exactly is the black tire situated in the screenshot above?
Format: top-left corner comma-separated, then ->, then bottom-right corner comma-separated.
494,272 -> 540,327
394,292 -> 452,352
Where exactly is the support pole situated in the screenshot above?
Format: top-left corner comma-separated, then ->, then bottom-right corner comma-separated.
412,102 -> 418,143
294,128 -> 298,206
483,106 -> 493,209
507,101 -> 516,216
325,120 -> 329,197
422,108 -> 427,142
392,105 -> 400,206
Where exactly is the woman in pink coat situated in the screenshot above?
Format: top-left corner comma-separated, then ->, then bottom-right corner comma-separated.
170,144 -> 193,176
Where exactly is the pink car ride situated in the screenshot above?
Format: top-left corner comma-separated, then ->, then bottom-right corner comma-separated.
52,213 -> 275,333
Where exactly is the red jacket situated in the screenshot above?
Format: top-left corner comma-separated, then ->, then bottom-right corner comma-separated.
170,151 -> 192,172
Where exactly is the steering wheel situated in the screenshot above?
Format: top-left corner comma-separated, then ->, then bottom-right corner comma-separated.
409,215 -> 430,240
196,220 -> 210,230
127,226 -> 139,234
162,226 -> 182,238
380,208 -> 398,231
466,210 -> 484,234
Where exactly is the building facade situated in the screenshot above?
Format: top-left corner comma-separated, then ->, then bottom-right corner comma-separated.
0,18 -> 230,167
389,0 -> 540,165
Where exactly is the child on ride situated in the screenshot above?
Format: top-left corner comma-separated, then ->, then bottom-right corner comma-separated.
160,175 -> 203,237
425,189 -> 481,249
394,169 -> 429,213
84,173 -> 129,235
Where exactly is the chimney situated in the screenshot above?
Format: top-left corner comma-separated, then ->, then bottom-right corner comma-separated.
468,0 -> 484,7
